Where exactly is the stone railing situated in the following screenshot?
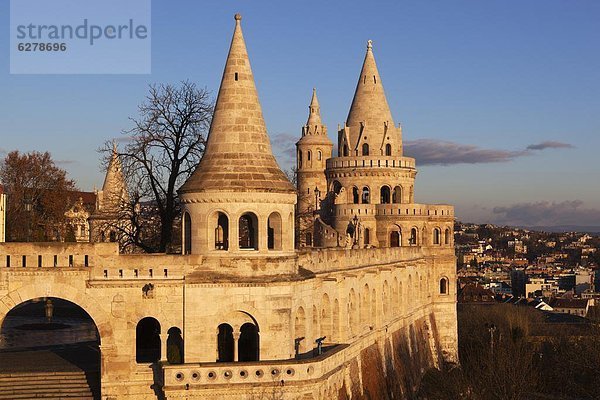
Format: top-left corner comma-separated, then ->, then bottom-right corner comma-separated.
163,344 -> 349,389
298,246 -> 434,274
333,203 -> 454,218
326,156 -> 416,170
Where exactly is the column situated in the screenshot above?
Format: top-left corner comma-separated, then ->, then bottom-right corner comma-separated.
160,333 -> 168,363
233,331 -> 240,362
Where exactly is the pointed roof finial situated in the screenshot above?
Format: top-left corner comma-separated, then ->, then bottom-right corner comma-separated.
306,88 -> 322,127
367,39 -> 373,50
310,87 -> 319,108
234,13 -> 242,23
112,140 -> 118,154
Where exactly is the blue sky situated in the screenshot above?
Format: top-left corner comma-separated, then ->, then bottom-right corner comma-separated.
1,0 -> 599,227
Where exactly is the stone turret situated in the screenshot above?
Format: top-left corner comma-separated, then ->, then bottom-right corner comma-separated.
324,41 -> 417,248
179,14 -> 296,257
339,40 -> 402,158
295,89 -> 332,246
89,143 -> 130,243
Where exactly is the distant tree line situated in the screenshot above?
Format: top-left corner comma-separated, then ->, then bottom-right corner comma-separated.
418,304 -> 600,400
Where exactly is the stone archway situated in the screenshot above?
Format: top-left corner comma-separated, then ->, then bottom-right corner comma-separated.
0,284 -> 115,399
0,283 -> 115,347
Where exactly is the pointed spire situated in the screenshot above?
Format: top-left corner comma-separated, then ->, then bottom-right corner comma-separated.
99,143 -> 129,211
181,14 -> 294,194
297,88 -> 330,144
306,88 -> 322,127
346,40 -> 395,130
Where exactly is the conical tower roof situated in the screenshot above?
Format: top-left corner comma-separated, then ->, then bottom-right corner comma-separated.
297,88 -> 331,145
180,14 -> 294,194
306,88 -> 321,126
99,143 -> 129,211
346,40 -> 396,130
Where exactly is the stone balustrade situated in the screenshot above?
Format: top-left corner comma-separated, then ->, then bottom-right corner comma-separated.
326,156 -> 416,170
333,203 -> 454,218
163,344 -> 348,388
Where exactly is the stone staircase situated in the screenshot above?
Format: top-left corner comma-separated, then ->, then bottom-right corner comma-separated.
0,370 -> 99,399
0,343 -> 100,400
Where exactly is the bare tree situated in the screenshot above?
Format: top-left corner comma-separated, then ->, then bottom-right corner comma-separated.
101,81 -> 213,252
0,151 -> 77,241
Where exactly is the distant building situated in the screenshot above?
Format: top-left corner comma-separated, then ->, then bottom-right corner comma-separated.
550,298 -> 590,317
64,191 -> 96,242
459,284 -> 496,303
511,269 -> 527,298
486,281 -> 512,296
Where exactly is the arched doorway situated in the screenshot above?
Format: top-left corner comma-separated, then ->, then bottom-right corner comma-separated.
136,317 -> 161,363
238,323 -> 259,362
184,212 -> 192,254
0,297 -> 101,399
390,230 -> 401,247
267,212 -> 282,250
215,212 -> 229,250
167,327 -> 184,364
239,213 -> 258,250
217,323 -> 234,362
380,186 -> 391,204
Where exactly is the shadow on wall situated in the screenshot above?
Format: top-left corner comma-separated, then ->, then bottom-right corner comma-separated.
338,316 -> 439,400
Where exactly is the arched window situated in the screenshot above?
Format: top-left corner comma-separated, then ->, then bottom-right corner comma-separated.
383,281 -> 390,319
217,323 -> 234,362
109,231 -> 117,242
136,317 -> 161,363
239,323 -> 260,362
352,187 -> 359,204
298,150 -> 303,168
362,143 -> 369,156
433,228 -> 441,245
215,212 -> 229,250
440,278 -> 448,294
361,187 -> 370,204
385,143 -> 392,156
343,145 -> 349,157
167,327 -> 184,364
317,150 -> 322,161
348,289 -> 357,336
184,212 -> 192,254
410,228 -> 418,245
267,212 -> 282,250
305,232 -> 312,246
445,228 -> 451,245
380,186 -> 391,204
364,228 -> 370,245
321,294 -> 332,341
294,307 -> 306,355
390,230 -> 400,247
392,186 -> 402,204
239,213 -> 258,250
307,150 -> 312,161
333,181 -> 342,195
360,284 -> 371,327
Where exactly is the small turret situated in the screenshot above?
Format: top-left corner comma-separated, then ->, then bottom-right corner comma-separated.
89,143 -> 130,244
295,89 -> 333,247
